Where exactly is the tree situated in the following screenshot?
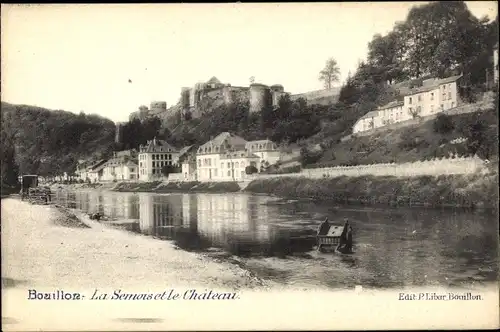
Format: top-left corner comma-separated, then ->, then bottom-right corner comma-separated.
319,58 -> 341,89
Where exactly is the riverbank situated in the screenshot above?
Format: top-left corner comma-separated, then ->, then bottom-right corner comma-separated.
1,197 -> 269,290
112,181 -> 241,193
244,172 -> 499,210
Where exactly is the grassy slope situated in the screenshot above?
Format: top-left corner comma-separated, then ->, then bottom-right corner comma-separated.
245,172 -> 499,210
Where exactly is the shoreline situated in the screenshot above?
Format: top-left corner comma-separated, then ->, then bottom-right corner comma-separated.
1,197 -> 276,291
50,171 -> 499,211
244,173 -> 499,211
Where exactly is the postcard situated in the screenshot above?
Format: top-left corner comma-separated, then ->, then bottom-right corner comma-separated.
1,2 -> 499,331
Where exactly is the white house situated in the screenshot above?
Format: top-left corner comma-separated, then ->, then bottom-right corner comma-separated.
352,74 -> 463,134
377,100 -> 405,125
196,132 -> 248,182
403,74 -> 463,118
218,150 -> 261,181
352,110 -> 381,134
76,159 -> 107,182
178,145 -> 198,182
101,159 -> 138,181
87,162 -> 107,183
245,139 -> 281,170
138,138 -> 180,181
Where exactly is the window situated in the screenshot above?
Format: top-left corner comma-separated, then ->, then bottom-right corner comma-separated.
227,162 -> 230,168
214,169 -> 218,177
221,162 -> 224,168
440,104 -> 443,109
451,102 -> 455,108
198,160 -> 201,166
443,85 -> 446,90
430,93 -> 434,101
418,95 -> 422,102
448,92 -> 451,99
235,162 -> 239,168
409,97 -> 412,104
227,170 -> 231,176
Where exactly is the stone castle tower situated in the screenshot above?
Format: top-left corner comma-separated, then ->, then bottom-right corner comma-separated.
180,77 -> 289,118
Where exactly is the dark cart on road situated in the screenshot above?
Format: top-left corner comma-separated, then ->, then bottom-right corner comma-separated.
20,175 -> 52,204
316,222 -> 353,254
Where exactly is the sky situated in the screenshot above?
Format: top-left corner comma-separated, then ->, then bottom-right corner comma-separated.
1,2 -> 497,123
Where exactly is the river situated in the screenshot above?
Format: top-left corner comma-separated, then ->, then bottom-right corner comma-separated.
52,189 -> 498,290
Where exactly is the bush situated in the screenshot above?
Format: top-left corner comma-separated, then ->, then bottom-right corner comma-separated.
245,165 -> 258,175
433,114 -> 455,134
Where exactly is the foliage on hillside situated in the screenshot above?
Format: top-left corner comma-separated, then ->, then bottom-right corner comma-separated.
1,102 -> 116,179
305,1 -> 498,147
163,96 -> 329,147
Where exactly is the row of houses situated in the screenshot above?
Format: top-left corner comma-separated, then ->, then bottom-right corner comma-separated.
353,74 -> 463,134
76,133 -> 283,183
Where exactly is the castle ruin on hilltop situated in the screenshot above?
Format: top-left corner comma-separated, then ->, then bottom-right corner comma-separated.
128,76 -> 290,123
180,76 -> 289,118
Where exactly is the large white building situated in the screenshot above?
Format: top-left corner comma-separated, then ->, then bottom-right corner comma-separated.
138,138 -> 180,181
196,132 -> 248,181
245,139 -> 281,170
353,74 -> 463,134
195,132 -> 281,182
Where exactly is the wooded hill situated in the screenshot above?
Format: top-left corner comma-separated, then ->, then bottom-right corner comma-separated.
1,102 -> 116,183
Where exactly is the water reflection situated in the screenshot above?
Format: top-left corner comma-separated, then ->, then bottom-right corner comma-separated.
52,190 -> 498,288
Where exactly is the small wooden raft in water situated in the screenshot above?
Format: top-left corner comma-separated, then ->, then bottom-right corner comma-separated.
316,222 -> 350,253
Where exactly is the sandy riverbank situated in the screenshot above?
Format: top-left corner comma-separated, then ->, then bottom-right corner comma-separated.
1,197 -> 269,290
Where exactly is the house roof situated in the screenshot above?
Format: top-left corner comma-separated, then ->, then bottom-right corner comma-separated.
245,139 -> 277,151
199,132 -> 247,152
406,74 -> 463,95
178,145 -> 195,157
219,150 -> 260,160
378,100 -> 404,110
124,161 -> 138,167
359,111 -> 380,120
207,76 -> 221,84
87,159 -> 106,171
90,163 -> 107,172
140,138 -> 177,153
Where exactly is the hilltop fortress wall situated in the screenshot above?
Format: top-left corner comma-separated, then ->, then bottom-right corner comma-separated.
128,77 -> 341,124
